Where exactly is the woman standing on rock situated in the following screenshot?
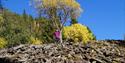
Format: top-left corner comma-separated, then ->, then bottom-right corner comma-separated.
54,30 -> 61,43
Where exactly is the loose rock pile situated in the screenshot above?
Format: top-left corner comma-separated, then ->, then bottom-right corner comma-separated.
0,40 -> 125,63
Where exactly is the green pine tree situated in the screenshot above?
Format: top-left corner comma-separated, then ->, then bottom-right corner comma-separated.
70,18 -> 78,25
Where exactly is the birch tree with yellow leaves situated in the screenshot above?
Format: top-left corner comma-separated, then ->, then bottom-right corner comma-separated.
32,0 -> 82,43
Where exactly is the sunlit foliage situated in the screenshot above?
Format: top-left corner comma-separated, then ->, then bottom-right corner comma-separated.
0,37 -> 7,48
32,0 -> 82,20
63,24 -> 96,44
29,36 -> 43,45
32,0 -> 82,43
0,9 -> 55,47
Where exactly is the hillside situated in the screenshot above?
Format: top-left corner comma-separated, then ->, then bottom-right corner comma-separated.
0,40 -> 125,63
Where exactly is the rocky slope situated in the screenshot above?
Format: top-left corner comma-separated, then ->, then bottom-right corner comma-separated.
0,40 -> 125,63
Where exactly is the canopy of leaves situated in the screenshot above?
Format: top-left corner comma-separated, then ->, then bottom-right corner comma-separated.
63,24 -> 96,44
32,0 -> 82,22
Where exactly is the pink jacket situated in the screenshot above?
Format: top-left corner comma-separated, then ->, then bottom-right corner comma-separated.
54,31 -> 60,39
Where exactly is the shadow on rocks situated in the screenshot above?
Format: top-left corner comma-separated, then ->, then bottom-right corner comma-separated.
0,57 -> 21,63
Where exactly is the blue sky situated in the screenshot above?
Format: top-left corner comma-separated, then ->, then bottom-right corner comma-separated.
2,0 -> 125,40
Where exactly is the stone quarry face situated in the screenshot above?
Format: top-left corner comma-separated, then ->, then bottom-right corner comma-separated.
0,40 -> 125,63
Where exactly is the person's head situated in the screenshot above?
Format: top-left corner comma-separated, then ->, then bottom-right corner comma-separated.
56,29 -> 59,32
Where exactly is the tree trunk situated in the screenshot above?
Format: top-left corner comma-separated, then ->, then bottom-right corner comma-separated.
60,30 -> 63,43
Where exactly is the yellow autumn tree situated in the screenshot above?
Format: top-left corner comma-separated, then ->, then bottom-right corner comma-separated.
32,0 -> 82,43
63,24 -> 96,44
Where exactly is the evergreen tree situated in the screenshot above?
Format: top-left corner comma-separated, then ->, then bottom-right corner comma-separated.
70,18 -> 78,25
0,0 -> 3,13
124,34 -> 125,41
23,9 -> 27,22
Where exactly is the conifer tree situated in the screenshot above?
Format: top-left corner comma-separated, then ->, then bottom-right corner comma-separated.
0,0 -> 3,14
70,18 -> 78,25
23,9 -> 27,22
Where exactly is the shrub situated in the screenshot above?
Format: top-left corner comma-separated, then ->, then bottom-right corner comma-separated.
3,29 -> 31,47
0,37 -> 7,48
63,24 -> 96,44
0,10 -> 32,47
29,36 -> 43,45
